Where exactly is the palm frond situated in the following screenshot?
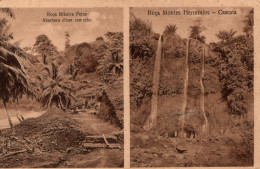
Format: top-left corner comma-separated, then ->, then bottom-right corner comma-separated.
41,86 -> 53,99
0,41 -> 27,59
39,63 -> 76,109
164,24 -> 178,35
42,78 -> 54,90
0,62 -> 29,100
41,65 -> 52,77
0,62 -> 27,86
0,24 -> 13,41
0,46 -> 25,72
0,18 -> 8,33
0,8 -> 15,18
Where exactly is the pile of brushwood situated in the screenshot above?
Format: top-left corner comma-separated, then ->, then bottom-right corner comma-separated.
0,108 -> 86,168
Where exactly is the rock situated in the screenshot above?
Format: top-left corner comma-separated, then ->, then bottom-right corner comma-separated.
163,145 -> 168,148
66,147 -> 73,153
153,154 -> 158,157
176,145 -> 187,154
163,153 -> 172,158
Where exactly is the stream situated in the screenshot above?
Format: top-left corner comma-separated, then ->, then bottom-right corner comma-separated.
0,109 -> 45,129
143,35 -> 162,130
200,45 -> 209,132
181,38 -> 190,132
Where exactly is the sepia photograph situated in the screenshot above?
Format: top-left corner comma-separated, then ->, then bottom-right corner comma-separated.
130,7 -> 254,167
0,8 -> 124,168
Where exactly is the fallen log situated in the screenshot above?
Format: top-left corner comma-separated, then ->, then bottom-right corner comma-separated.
82,143 -> 121,149
107,144 -> 121,149
85,135 -> 118,143
83,143 -> 107,149
0,149 -> 27,159
83,134 -> 121,149
11,136 -> 33,152
103,134 -> 109,146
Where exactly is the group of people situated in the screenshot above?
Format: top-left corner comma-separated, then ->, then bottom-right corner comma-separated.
69,99 -> 100,114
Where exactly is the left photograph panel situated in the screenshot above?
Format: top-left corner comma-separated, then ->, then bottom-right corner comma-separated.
0,8 -> 124,168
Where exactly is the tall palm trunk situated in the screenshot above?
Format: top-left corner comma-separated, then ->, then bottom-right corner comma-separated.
201,45 -> 208,132
43,55 -> 47,64
47,92 -> 54,110
3,100 -> 13,128
180,38 -> 190,137
143,35 -> 162,130
16,98 -> 24,122
58,95 -> 66,111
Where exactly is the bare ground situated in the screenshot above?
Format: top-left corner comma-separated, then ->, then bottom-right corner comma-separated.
0,108 -> 124,168
58,113 -> 124,168
131,122 -> 253,167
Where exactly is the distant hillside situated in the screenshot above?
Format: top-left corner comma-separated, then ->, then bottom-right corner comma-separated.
63,36 -> 124,128
65,39 -> 108,73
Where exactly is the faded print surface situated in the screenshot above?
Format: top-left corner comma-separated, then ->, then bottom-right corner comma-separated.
0,8 -> 123,168
130,7 -> 253,167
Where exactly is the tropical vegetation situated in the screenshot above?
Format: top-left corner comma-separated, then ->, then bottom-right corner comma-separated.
0,8 -> 124,129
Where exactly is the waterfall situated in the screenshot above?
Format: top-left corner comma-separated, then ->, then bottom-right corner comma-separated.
201,45 -> 208,132
143,35 -> 162,130
181,38 -> 190,135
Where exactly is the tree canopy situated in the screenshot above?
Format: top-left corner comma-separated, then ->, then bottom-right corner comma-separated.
163,24 -> 177,36
0,8 -> 29,128
34,34 -> 58,64
189,18 -> 206,43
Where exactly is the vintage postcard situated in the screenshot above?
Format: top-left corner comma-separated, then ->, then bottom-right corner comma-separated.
130,7 -> 254,167
0,0 -> 259,168
0,7 -> 124,168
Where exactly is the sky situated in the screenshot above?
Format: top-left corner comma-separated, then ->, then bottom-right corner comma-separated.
0,8 -> 123,50
131,7 -> 252,44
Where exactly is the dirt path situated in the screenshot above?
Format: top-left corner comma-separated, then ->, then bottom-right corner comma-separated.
131,129 -> 253,167
72,112 -> 120,135
58,112 -> 123,168
131,135 -> 228,167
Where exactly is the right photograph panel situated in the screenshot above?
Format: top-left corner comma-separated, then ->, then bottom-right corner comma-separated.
130,7 -> 254,167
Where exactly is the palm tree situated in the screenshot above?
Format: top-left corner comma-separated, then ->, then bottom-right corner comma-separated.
34,34 -> 58,65
0,60 -> 28,128
25,61 -> 44,101
98,32 -> 123,79
243,9 -> 253,38
189,18 -> 206,43
0,8 -> 29,128
216,29 -> 237,44
0,8 -> 14,42
12,82 -> 33,122
97,52 -> 123,79
163,24 -> 177,35
0,8 -> 15,18
40,63 -> 75,110
0,21 -> 13,42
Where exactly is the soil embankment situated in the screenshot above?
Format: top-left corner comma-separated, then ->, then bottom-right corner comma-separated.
131,122 -> 253,167
0,108 -> 123,168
